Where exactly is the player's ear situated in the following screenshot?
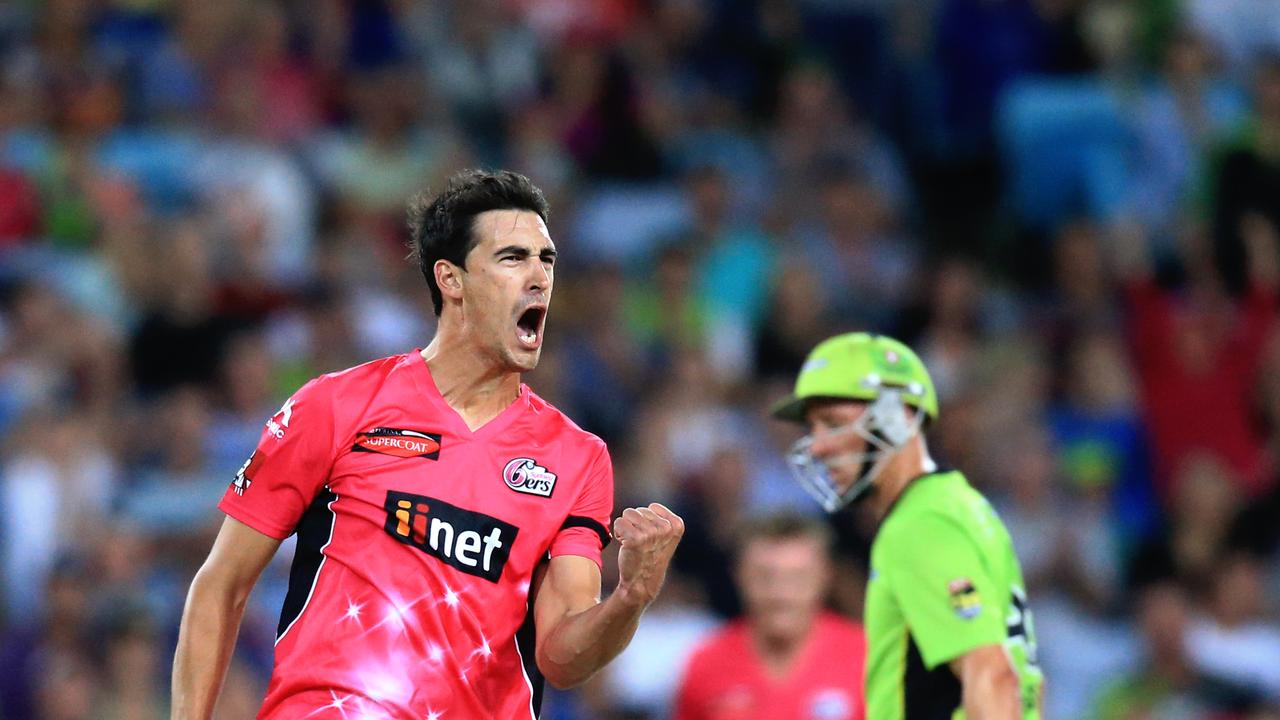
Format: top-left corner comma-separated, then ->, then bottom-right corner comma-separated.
435,259 -> 465,303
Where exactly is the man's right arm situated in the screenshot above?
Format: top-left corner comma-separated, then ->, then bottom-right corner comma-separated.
951,644 -> 1023,720
172,516 -> 281,720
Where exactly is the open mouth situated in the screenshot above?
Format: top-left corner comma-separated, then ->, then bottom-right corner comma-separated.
516,306 -> 546,349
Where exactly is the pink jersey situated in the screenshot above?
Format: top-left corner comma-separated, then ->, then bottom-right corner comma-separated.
673,613 -> 867,720
218,351 -> 614,720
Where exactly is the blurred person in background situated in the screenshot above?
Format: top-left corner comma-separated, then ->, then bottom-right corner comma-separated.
1131,27 -> 1245,242
773,332 -> 1042,719
673,512 -> 865,720
0,555 -> 95,720
206,332 -> 282,474
1090,581 -> 1237,720
0,403 -> 117,621
1186,553 -> 1280,703
34,651 -> 100,720
1046,320 -> 1157,552
172,169 -> 684,719
119,385 -> 226,541
127,220 -> 236,396
94,604 -> 167,720
753,260 -> 835,382
1118,217 -> 1278,502
551,260 -> 647,447
1209,53 -> 1280,297
669,441 -> 753,619
1128,453 -> 1246,596
794,165 -> 919,334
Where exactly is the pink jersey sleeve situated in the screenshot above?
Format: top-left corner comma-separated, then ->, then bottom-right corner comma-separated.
548,441 -> 614,568
218,376 -> 338,539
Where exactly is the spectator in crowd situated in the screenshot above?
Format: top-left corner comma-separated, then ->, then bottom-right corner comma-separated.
1091,581 -> 1248,719
673,513 -> 865,720
1122,220 -> 1277,501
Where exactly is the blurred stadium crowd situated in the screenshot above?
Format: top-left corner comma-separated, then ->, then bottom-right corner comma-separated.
1,0 -> 1280,718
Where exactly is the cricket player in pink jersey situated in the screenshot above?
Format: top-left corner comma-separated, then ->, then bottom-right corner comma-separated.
171,169 -> 685,720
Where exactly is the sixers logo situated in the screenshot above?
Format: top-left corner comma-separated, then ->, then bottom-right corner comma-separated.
503,458 -> 557,498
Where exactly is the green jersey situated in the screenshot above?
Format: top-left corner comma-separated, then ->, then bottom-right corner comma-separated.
864,470 -> 1043,719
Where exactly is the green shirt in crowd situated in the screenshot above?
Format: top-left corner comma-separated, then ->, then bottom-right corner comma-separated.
864,470 -> 1044,719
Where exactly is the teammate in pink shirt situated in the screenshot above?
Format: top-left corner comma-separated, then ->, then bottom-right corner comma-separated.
171,169 -> 685,720
674,514 -> 866,720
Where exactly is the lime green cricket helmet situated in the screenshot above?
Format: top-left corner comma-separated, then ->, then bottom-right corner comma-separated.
772,332 -> 938,511
772,332 -> 938,424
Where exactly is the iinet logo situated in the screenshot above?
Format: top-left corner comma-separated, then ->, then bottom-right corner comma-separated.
383,491 -> 519,583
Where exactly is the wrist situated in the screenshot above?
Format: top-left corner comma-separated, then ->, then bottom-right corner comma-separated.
611,582 -> 652,612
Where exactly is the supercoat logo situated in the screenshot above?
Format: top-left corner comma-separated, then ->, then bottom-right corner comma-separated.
503,457 -> 557,497
384,491 -> 518,583
353,428 -> 442,459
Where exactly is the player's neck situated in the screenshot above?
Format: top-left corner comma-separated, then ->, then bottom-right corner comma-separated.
421,337 -> 521,431
868,438 -> 936,522
751,624 -> 811,678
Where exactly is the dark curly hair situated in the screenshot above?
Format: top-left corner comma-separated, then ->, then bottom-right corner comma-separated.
407,169 -> 550,316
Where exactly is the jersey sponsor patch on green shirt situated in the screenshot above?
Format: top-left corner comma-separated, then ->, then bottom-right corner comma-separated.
864,471 -> 1043,719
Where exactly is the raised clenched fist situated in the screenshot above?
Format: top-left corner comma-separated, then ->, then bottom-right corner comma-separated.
613,503 -> 685,609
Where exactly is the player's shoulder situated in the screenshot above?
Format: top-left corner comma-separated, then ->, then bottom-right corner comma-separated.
877,471 -> 1005,552
890,470 -> 983,520
525,387 -> 609,457
815,611 -> 865,643
300,353 -> 411,396
285,353 -> 414,425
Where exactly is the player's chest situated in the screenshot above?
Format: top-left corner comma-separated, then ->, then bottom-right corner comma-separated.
325,418 -> 577,564
863,564 -> 905,638
331,411 -> 572,495
702,680 -> 860,720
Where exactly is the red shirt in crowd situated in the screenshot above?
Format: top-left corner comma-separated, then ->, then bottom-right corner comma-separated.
673,612 -> 867,720
1126,280 -> 1276,498
219,350 -> 614,719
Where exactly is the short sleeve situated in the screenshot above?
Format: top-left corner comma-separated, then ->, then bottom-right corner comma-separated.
879,513 -> 1006,669
548,441 -> 614,568
218,376 -> 337,540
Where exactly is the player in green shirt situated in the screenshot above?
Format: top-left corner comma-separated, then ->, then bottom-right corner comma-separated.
772,332 -> 1044,719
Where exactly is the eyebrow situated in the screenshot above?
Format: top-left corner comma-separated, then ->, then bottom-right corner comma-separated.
494,245 -> 558,260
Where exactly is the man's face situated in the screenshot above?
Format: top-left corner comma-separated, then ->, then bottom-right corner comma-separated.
802,399 -> 871,495
737,536 -> 830,644
454,209 -> 556,372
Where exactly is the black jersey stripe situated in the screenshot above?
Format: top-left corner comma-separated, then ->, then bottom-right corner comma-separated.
560,515 -> 610,549
903,630 -> 962,719
276,486 -> 339,642
514,561 -> 546,719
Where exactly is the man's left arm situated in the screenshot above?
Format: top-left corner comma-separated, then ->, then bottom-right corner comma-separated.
533,503 -> 684,689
